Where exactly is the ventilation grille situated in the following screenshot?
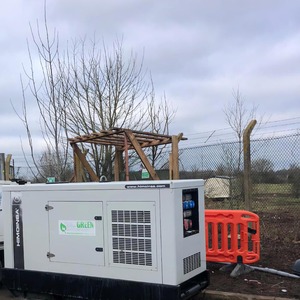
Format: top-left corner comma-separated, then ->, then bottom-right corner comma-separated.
111,210 -> 152,267
183,252 -> 201,274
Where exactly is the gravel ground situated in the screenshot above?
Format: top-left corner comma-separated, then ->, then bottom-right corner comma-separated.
0,287 -> 22,299
0,288 -> 52,300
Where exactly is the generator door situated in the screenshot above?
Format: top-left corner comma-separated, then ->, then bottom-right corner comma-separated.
47,201 -> 104,266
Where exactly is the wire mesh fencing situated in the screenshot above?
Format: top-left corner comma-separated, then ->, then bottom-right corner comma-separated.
124,132 -> 300,246
173,133 -> 300,245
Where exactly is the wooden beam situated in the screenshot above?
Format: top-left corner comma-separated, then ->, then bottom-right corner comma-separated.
125,130 -> 160,180
124,135 -> 130,181
114,149 -> 123,181
68,129 -> 119,144
71,144 -> 99,182
74,151 -> 80,182
113,127 -> 187,140
169,153 -> 173,180
139,138 -> 172,148
74,149 -> 88,182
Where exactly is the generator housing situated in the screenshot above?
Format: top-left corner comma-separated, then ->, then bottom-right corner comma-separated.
2,180 -> 209,299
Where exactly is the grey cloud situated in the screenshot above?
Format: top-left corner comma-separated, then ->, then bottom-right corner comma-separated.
0,0 -> 300,168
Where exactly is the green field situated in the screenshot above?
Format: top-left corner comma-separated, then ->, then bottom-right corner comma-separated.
253,183 -> 292,194
205,183 -> 300,212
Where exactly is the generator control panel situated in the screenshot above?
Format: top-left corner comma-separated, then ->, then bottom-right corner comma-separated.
182,188 -> 199,238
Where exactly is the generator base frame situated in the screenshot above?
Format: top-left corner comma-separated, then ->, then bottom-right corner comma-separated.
3,268 -> 209,300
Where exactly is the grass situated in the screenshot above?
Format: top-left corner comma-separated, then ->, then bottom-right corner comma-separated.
205,196 -> 300,212
205,197 -> 245,210
253,183 -> 299,212
252,183 -> 292,194
253,196 -> 300,212
205,183 -> 300,212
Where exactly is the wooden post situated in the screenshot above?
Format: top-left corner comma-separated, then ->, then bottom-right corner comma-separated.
169,153 -> 173,179
124,135 -> 130,181
243,120 -> 257,211
5,154 -> 12,180
125,130 -> 160,180
71,143 -> 99,182
0,153 -> 5,181
73,151 -> 81,182
170,133 -> 183,180
114,149 -> 123,181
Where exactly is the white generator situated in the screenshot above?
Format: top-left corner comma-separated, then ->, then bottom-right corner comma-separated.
2,180 -> 209,300
0,181 -> 20,253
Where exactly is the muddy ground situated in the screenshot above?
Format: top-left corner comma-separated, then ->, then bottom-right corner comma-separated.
205,211 -> 300,299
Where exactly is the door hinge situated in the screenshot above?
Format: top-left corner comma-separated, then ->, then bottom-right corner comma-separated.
45,204 -> 54,211
47,252 -> 55,258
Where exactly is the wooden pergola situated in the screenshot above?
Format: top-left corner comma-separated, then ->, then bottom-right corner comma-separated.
68,128 -> 187,182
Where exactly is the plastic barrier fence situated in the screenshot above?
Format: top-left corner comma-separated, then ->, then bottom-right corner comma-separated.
205,210 -> 260,264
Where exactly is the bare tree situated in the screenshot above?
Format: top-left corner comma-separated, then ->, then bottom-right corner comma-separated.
252,158 -> 274,184
60,38 -> 175,179
223,88 -> 258,172
145,92 -> 175,167
16,8 -> 70,182
221,88 -> 260,206
38,146 -> 73,182
18,10 -> 175,181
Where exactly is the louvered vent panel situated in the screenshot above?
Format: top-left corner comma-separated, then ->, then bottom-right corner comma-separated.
111,210 -> 152,267
183,252 -> 201,274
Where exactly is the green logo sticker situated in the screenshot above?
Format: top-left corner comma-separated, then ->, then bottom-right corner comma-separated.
58,220 -> 96,236
60,222 -> 67,232
76,221 -> 94,229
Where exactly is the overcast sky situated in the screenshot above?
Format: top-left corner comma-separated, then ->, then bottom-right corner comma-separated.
1,1 -> 300,171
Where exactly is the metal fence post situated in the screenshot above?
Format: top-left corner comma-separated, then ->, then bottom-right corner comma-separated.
243,120 -> 257,211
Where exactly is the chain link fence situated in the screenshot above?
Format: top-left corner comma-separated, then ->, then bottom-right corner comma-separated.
172,133 -> 300,253
132,132 -> 299,260
131,133 -> 299,216
78,131 -> 299,252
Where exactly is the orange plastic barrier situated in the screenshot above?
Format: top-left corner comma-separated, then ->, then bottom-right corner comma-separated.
205,210 -> 260,264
